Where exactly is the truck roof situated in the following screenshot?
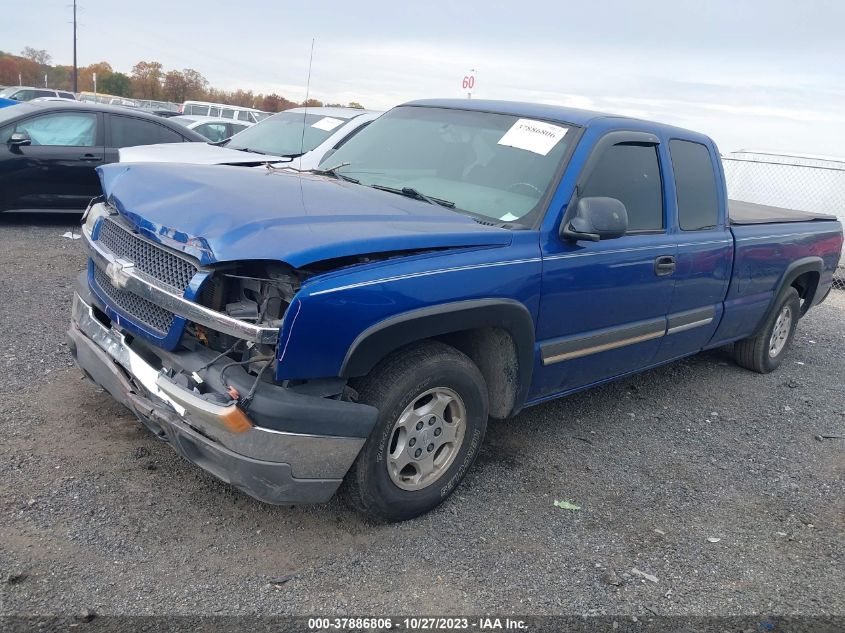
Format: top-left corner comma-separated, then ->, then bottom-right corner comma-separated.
403,98 -> 713,143
285,106 -> 382,118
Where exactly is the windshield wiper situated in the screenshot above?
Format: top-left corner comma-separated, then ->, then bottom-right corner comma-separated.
370,184 -> 455,209
309,162 -> 359,183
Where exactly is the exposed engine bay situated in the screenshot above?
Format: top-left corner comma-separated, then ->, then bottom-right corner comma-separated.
193,261 -> 305,359
162,261 -> 351,411
172,250 -> 439,401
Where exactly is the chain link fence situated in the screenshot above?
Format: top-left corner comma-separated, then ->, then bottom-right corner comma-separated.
722,151 -> 845,291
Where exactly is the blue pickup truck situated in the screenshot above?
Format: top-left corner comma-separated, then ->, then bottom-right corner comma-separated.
68,99 -> 843,521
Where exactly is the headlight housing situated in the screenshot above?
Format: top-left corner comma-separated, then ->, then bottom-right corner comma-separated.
82,201 -> 110,236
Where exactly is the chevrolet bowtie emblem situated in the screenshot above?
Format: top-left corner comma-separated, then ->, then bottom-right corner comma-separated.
105,258 -> 135,289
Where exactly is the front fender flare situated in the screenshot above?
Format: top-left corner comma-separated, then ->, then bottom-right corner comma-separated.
340,298 -> 535,414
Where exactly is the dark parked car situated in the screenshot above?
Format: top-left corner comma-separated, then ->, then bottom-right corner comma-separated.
0,101 -> 205,213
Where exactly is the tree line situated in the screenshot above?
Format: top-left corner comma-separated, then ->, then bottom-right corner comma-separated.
0,48 -> 364,112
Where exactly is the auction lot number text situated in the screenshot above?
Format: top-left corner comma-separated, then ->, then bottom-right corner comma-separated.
308,617 -> 528,631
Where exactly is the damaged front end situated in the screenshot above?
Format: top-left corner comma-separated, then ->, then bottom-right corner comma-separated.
192,260 -> 302,368
69,202 -> 378,504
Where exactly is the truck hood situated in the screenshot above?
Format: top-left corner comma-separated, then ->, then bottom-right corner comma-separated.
96,163 -> 512,268
118,142 -> 290,166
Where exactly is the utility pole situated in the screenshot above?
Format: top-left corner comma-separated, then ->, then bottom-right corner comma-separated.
72,0 -> 78,93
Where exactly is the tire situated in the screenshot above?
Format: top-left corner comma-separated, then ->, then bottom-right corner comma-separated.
344,341 -> 489,522
734,286 -> 800,373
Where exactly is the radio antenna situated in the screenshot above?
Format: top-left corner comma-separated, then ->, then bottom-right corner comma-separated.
299,37 -> 315,168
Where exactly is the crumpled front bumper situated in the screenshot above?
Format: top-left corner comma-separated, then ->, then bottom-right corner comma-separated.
66,288 -> 376,504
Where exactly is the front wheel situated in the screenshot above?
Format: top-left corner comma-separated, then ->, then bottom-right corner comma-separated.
734,286 -> 800,373
344,341 -> 489,522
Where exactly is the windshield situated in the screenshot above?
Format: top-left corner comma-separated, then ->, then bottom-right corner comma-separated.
321,106 -> 574,223
0,87 -> 18,98
226,111 -> 351,156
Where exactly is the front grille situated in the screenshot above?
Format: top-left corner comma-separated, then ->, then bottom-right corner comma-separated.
93,266 -> 175,335
98,218 -> 198,291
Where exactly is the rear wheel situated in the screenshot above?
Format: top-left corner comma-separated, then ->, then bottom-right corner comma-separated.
344,341 -> 488,522
734,286 -> 800,373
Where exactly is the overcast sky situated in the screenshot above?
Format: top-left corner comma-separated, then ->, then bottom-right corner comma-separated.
6,0 -> 844,156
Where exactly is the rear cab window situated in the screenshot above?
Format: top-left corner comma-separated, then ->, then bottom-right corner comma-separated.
669,139 -> 720,230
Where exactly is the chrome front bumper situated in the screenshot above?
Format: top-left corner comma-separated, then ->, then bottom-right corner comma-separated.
67,291 -> 369,504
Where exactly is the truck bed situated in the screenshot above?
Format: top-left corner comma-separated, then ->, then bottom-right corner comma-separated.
729,199 -> 838,225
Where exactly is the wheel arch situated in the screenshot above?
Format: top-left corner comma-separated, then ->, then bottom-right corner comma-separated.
773,257 -> 823,319
789,270 -> 821,316
340,299 -> 535,418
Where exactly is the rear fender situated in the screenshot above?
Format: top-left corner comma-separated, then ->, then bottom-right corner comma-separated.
762,256 -> 823,325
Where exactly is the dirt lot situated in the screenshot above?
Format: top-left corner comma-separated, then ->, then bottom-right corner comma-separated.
1,214 -> 843,617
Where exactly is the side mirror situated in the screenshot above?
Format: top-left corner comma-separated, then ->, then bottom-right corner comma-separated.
8,131 -> 31,147
561,196 -> 628,242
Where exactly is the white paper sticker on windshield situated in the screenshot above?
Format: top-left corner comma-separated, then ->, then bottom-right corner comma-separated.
311,116 -> 344,131
500,212 -> 519,222
497,118 -> 568,156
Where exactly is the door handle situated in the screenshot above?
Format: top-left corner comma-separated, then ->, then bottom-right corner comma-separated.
654,255 -> 676,276
79,154 -> 102,162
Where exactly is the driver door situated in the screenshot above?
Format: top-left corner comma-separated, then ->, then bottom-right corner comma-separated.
1,110 -> 104,211
533,132 -> 677,399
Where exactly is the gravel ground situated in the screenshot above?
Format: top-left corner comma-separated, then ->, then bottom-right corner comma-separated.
1,213 -> 843,617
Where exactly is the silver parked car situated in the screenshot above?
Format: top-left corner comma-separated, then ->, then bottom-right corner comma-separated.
0,86 -> 77,101
119,107 -> 382,170
169,115 -> 253,141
